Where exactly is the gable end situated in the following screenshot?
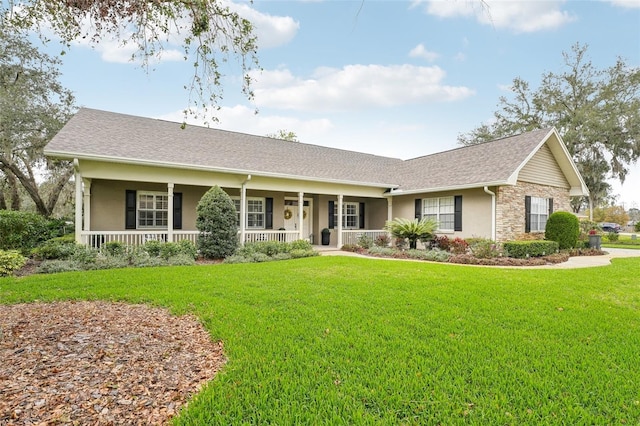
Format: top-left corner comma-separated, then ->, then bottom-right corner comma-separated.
518,143 -> 569,188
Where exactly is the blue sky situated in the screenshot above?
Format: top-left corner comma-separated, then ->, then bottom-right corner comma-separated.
33,0 -> 640,209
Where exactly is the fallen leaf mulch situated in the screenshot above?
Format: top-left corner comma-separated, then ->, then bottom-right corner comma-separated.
0,301 -> 226,425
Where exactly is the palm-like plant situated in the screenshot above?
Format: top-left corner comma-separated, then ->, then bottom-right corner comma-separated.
384,217 -> 438,250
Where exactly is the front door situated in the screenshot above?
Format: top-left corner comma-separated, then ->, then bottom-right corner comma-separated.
284,199 -> 312,240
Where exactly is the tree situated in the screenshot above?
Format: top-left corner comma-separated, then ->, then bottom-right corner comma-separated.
0,26 -> 76,216
4,0 -> 259,123
265,130 -> 299,142
459,44 -> 640,213
196,185 -> 238,259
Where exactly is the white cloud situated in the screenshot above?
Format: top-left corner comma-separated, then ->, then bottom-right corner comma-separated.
608,0 -> 640,8
250,64 -> 475,111
409,44 -> 440,62
424,0 -> 576,33
230,2 -> 299,48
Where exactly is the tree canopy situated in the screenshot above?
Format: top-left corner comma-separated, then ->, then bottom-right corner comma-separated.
3,0 -> 260,123
265,130 -> 300,142
0,26 -> 76,216
458,43 -> 640,212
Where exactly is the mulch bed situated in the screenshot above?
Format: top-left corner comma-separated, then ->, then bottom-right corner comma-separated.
0,301 -> 226,425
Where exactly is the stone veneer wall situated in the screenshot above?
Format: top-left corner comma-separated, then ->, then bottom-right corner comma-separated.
495,181 -> 571,242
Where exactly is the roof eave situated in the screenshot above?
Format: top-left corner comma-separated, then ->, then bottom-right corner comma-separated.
46,150 -> 399,190
388,180 -> 510,196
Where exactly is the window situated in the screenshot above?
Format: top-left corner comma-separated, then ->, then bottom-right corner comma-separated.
333,202 -> 359,229
138,192 -> 168,228
423,196 -> 455,231
529,196 -> 549,232
232,197 -> 265,229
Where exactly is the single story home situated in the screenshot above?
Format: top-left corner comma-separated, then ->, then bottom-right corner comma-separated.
44,108 -> 589,248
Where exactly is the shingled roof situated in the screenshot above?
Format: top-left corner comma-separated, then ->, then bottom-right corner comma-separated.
396,128 -> 554,192
44,108 -> 402,187
45,108 -> 585,194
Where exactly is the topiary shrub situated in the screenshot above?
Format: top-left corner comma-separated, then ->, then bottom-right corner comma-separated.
196,186 -> 239,259
545,211 -> 580,249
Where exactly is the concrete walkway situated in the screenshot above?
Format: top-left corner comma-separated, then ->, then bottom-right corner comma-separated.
318,246 -> 640,269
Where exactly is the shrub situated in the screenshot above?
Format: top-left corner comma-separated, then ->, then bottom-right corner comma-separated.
635,222 -> 640,232
229,240 -> 317,263
374,234 -> 391,247
384,217 -> 438,250
36,259 -> 83,274
467,238 -> 500,259
605,232 -> 619,242
159,242 -> 182,260
144,240 -> 163,257
0,210 -> 59,254
166,254 -> 197,266
433,235 -> 450,251
0,250 -> 27,277
341,244 -> 363,253
545,211 -> 580,249
103,241 -> 126,256
31,237 -> 78,260
406,248 -> 451,262
196,186 -> 239,259
503,240 -> 559,259
290,249 -> 318,259
290,240 -> 312,251
449,237 -> 469,255
177,239 -> 198,259
71,246 -> 99,264
367,246 -> 396,257
357,234 -> 374,249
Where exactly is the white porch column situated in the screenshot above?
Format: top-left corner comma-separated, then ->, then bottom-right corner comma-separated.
298,191 -> 304,241
337,194 -> 343,248
74,160 -> 82,244
167,183 -> 174,242
82,178 -> 91,232
240,177 -> 250,245
387,196 -> 393,223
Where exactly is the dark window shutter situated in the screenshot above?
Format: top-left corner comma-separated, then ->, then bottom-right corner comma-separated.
125,190 -> 136,229
454,195 -> 463,232
524,196 -> 531,233
173,192 -> 182,230
328,201 -> 335,229
548,198 -> 554,215
415,199 -> 422,220
265,197 -> 273,229
359,202 -> 365,229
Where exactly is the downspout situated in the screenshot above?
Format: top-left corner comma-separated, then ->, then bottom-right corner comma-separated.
240,175 -> 251,245
73,159 -> 83,244
483,186 -> 496,241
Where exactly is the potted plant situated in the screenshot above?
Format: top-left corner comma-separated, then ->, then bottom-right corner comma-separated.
321,228 -> 331,245
588,228 -> 601,249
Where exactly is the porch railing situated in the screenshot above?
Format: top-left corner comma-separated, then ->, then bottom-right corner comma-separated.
79,230 -> 305,249
341,229 -> 388,246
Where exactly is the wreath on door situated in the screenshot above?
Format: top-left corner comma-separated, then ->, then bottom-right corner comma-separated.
284,209 -> 293,220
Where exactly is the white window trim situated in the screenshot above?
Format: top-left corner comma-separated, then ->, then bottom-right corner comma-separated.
334,201 -> 359,230
530,196 -> 549,232
422,196 -> 455,232
232,196 -> 266,230
137,191 -> 168,229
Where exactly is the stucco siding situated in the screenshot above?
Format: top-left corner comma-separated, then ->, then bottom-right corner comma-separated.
518,144 -> 570,188
391,188 -> 493,240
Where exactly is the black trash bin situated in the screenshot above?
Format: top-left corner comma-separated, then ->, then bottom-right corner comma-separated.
321,228 -> 331,245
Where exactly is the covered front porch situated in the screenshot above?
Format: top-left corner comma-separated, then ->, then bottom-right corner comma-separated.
74,166 -> 394,250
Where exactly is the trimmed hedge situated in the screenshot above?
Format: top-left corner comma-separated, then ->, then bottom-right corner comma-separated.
503,240 -> 559,259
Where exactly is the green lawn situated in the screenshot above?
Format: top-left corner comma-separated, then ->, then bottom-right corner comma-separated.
2,257 -> 639,424
602,234 -> 640,249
